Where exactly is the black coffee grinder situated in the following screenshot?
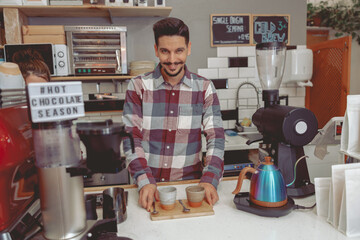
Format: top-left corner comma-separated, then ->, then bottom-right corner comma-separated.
250,42 -> 318,197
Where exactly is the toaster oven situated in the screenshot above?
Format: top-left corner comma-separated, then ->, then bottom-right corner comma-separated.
65,26 -> 128,76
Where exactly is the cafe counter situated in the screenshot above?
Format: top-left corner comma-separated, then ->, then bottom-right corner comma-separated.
85,178 -> 357,240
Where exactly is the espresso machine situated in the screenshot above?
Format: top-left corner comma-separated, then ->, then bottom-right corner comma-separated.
32,119 -> 133,240
26,82 -> 134,239
247,42 -> 318,196
0,95 -> 41,240
0,63 -> 41,240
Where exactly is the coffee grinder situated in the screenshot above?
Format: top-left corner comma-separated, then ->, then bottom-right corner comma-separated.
251,42 -> 318,198
27,82 -> 134,239
233,42 -> 318,217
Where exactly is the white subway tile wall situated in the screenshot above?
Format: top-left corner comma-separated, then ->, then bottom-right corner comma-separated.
219,68 -> 238,78
217,47 -> 238,57
198,45 -> 307,130
239,68 -> 256,78
197,68 -> 219,79
248,57 -> 256,67
237,46 -> 256,57
208,57 -> 228,68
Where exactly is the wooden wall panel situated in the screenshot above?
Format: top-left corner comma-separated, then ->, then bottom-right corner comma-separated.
3,8 -> 28,44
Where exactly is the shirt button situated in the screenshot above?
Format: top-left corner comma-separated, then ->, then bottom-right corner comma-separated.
170,110 -> 174,114
164,163 -> 168,167
166,146 -> 170,149
169,129 -> 172,132
172,93 -> 175,96
161,178 -> 165,181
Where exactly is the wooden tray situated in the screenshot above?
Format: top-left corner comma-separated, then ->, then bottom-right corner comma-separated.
150,199 -> 214,221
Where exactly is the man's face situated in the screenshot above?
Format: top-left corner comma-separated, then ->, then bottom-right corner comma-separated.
154,35 -> 191,78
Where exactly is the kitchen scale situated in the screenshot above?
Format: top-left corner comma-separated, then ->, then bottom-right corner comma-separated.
234,193 -> 295,217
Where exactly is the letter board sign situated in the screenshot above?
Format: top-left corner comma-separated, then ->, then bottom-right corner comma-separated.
27,81 -> 85,123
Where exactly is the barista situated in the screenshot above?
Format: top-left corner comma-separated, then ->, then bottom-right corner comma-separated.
122,17 -> 225,211
11,48 -> 50,84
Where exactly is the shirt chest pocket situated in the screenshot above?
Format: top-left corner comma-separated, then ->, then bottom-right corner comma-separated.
177,105 -> 203,131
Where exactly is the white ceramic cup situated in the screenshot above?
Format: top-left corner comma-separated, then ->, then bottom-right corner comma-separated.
186,186 -> 205,208
158,186 -> 177,210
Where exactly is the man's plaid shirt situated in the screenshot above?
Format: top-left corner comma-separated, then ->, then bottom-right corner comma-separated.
123,64 -> 225,190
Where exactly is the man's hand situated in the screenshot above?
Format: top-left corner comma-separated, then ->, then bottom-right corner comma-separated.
138,184 -> 159,211
199,182 -> 219,206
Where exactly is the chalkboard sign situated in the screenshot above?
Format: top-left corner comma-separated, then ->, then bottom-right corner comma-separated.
211,14 -> 251,47
252,14 -> 290,45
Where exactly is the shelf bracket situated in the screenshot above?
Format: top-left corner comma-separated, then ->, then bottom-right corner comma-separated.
107,9 -> 114,25
112,79 -> 119,93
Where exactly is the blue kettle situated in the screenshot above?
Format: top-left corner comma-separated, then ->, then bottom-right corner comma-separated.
232,156 -> 288,207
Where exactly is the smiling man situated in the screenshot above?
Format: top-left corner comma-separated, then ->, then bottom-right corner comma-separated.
123,17 -> 225,212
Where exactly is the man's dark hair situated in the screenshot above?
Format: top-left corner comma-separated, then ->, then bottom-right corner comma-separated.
153,17 -> 189,46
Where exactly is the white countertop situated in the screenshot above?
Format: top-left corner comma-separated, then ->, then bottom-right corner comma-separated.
104,179 -> 358,240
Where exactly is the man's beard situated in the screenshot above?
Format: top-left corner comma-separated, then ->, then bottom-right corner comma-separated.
161,61 -> 184,77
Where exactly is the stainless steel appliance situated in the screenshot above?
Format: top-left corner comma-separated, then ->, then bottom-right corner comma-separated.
32,121 -> 87,239
25,81 -> 134,239
65,26 -> 128,76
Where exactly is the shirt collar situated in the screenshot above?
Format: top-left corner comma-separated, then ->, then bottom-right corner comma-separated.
153,64 -> 192,89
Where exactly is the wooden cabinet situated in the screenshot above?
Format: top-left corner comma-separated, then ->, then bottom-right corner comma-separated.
306,26 -> 330,47
0,5 -> 171,81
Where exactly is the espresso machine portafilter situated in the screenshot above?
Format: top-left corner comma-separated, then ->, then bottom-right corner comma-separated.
252,42 -> 318,197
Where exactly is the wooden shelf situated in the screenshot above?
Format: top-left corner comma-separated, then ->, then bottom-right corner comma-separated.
0,5 -> 172,18
51,75 -> 135,81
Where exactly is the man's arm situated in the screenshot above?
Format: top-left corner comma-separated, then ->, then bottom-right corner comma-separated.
123,78 -> 157,209
200,81 -> 225,205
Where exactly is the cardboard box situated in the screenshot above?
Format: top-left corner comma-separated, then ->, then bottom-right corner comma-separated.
23,35 -> 66,44
22,25 -> 65,35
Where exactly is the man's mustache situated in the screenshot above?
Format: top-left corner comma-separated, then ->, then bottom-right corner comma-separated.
163,61 -> 184,66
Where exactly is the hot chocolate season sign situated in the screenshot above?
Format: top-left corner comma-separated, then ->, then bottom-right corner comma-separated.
210,14 -> 290,46
27,82 -> 85,123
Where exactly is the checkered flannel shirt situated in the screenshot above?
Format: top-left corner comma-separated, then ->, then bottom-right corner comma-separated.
123,64 -> 225,190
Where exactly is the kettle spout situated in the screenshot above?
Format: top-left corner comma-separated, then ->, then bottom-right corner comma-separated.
232,167 -> 256,194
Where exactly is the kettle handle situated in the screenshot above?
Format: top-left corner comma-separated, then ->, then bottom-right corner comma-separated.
232,167 -> 256,194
